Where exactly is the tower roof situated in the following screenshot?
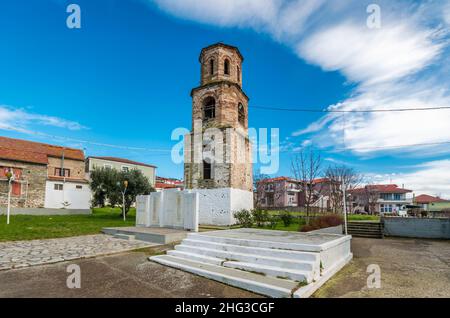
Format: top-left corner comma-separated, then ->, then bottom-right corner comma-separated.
199,43 -> 244,62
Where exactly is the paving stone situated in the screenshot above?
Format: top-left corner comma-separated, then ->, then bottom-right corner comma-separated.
0,234 -> 155,271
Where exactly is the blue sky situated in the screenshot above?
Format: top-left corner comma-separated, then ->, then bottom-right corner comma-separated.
1,0 -> 450,197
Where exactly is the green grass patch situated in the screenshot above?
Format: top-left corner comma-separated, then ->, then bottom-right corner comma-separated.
0,207 -> 136,242
347,214 -> 380,221
257,219 -> 306,232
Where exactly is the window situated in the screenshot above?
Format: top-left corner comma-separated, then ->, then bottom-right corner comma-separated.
54,184 -> 63,191
122,166 -> 129,172
238,103 -> 245,125
104,164 -> 112,169
210,59 -> 215,75
224,59 -> 230,75
237,66 -> 240,81
203,160 -> 212,180
55,168 -> 70,177
203,96 -> 216,120
76,185 -> 83,190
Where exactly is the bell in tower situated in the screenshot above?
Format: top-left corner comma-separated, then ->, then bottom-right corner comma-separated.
184,43 -> 253,226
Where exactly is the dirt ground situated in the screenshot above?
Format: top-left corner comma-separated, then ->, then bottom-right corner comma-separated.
0,237 -> 449,298
312,237 -> 450,298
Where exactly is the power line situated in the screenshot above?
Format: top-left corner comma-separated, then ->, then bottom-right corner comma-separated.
339,140 -> 450,151
285,140 -> 450,153
250,105 -> 450,113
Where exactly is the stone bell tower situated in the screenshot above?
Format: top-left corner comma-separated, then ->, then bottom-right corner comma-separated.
184,43 -> 253,225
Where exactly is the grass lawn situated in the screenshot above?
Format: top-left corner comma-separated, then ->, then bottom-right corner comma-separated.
0,207 -> 136,242
258,219 -> 307,232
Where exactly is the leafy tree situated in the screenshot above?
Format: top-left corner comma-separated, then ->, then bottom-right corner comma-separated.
89,167 -> 154,216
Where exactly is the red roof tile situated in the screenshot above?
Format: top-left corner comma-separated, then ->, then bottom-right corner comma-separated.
0,136 -> 84,165
414,194 -> 449,204
349,184 -> 412,194
155,182 -> 179,189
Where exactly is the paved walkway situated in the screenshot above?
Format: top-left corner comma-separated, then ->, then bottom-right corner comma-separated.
0,235 -> 155,271
0,247 -> 260,298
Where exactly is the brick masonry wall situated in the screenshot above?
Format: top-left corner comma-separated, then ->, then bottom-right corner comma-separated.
200,46 -> 243,87
0,159 -> 47,208
47,157 -> 85,180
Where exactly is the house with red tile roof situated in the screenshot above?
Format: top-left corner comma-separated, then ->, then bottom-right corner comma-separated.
414,194 -> 450,212
0,136 -> 91,211
348,184 -> 413,214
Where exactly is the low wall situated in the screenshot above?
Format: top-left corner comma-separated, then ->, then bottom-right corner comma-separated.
383,217 -> 450,239
0,207 -> 92,216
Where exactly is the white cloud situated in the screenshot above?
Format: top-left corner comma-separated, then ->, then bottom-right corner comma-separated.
445,2 -> 450,25
152,0 -> 281,29
0,105 -> 87,134
369,160 -> 450,199
297,22 -> 443,85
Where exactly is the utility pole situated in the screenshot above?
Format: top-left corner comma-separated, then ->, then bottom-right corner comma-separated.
118,180 -> 128,221
5,168 -> 15,225
342,178 -> 348,235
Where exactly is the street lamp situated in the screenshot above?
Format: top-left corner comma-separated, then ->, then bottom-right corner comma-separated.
5,168 -> 15,225
117,180 -> 128,221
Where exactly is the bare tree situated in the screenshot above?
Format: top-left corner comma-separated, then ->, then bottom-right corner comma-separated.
291,147 -> 322,222
325,165 -> 363,214
363,185 -> 379,215
253,172 -> 270,208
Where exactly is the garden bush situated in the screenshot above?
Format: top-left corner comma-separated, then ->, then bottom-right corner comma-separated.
300,214 -> 343,232
280,211 -> 293,227
234,209 -> 253,228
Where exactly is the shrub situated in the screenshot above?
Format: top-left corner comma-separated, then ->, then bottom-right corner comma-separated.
269,215 -> 278,229
280,211 -> 293,227
300,214 -> 343,232
234,209 -> 253,228
252,209 -> 269,227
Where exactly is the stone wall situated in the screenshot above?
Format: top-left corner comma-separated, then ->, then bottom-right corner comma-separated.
0,159 -> 47,208
184,128 -> 252,191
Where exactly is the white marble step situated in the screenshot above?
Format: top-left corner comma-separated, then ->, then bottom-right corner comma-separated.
223,261 -> 313,283
150,254 -> 300,298
175,244 -> 317,272
166,250 -> 224,266
182,238 -> 319,262
187,232 -> 323,252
